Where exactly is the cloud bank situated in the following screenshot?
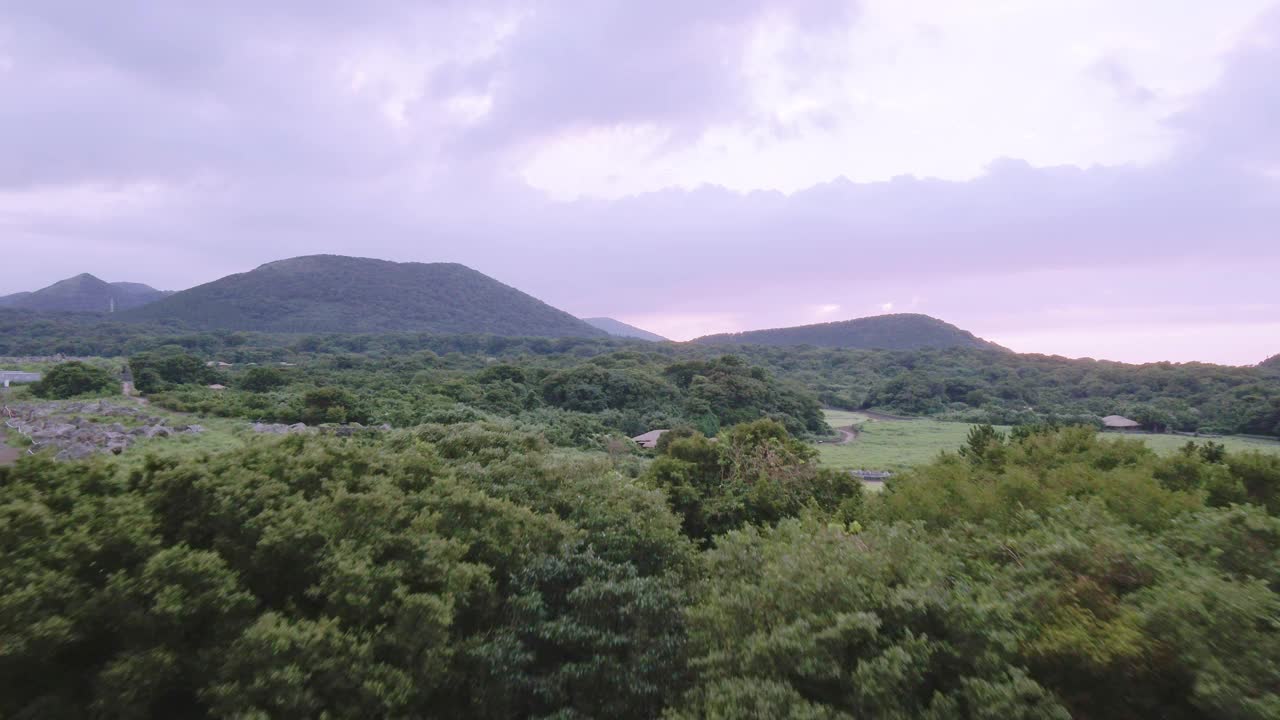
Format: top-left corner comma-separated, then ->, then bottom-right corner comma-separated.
0,1 -> 1277,364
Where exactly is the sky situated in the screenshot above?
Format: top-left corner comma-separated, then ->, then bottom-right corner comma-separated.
1,0 -> 1278,365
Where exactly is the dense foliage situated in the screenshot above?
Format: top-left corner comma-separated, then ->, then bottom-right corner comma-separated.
3,421 -> 1278,718
129,351 -> 218,394
30,361 -> 117,399
143,352 -> 829,441
646,419 -> 863,542
119,255 -> 607,337
692,313 -> 1004,351
730,345 -> 1280,436
0,424 -> 693,718
3,312 -> 1278,437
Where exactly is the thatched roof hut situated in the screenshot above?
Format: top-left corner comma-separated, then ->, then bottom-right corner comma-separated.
631,429 -> 669,449
1102,415 -> 1141,430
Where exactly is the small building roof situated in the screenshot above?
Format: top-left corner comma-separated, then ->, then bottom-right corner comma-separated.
631,429 -> 669,449
207,384 -> 228,390
1102,415 -> 1141,428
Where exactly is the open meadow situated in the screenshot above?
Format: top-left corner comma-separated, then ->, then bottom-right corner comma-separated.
817,409 -> 1280,472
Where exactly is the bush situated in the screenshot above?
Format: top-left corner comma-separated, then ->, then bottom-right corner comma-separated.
129,351 -> 215,392
239,367 -> 289,393
31,361 -> 116,399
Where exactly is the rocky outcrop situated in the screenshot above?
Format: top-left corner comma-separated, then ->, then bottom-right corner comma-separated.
251,421 -> 392,436
2,400 -> 203,460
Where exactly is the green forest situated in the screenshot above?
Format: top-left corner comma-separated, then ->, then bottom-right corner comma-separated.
4,416 -> 1279,717
4,316 -> 1280,717
4,309 -> 1274,437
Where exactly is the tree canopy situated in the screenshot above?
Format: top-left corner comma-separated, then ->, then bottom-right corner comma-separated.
30,361 -> 117,399
2,421 -> 1277,717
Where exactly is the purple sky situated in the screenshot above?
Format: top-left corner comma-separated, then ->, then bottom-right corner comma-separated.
1,1 -> 1277,364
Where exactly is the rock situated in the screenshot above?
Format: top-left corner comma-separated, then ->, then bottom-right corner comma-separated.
287,423 -> 308,434
186,425 -> 205,434
31,424 -> 76,440
55,443 -> 96,461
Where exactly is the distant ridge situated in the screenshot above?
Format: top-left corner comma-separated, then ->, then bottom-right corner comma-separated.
0,273 -> 169,313
583,317 -> 668,342
1262,354 -> 1280,369
690,313 -> 1006,351
120,254 -> 608,337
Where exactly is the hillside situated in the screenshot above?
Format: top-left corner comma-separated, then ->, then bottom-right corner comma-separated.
1262,354 -> 1280,370
0,274 -> 169,312
120,255 -> 609,337
583,317 -> 668,341
691,313 -> 1005,351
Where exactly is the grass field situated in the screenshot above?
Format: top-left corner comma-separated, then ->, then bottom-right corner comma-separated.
816,410 -> 1280,472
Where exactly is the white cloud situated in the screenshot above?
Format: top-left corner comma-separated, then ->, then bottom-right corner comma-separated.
517,0 -> 1275,199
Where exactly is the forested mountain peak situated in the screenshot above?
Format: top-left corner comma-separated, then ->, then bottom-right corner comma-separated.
0,273 -> 169,313
119,254 -> 608,337
691,313 -> 1006,351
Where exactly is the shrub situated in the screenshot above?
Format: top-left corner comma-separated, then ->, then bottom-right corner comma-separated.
239,367 -> 289,393
31,361 -> 116,399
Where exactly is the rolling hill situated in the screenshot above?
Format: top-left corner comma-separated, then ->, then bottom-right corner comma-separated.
690,313 -> 1006,351
583,317 -> 668,341
119,255 -> 609,337
0,274 -> 170,313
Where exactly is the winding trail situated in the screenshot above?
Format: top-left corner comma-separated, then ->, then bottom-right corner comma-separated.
834,426 -> 857,445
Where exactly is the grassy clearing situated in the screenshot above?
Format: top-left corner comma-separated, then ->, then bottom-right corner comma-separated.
817,413 -> 1010,471
110,411 -> 251,469
1112,432 -> 1280,457
815,409 -> 1280,472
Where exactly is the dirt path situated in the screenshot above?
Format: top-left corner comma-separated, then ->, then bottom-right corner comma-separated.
834,427 -> 857,445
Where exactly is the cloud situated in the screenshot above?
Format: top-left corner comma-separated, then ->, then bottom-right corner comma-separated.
1090,55 -> 1156,105
1168,7 -> 1280,173
0,2 -> 1277,363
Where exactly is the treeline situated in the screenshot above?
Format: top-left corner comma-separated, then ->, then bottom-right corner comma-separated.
728,345 -> 1280,436
4,309 -> 1279,436
3,421 -> 1278,717
134,348 -> 828,441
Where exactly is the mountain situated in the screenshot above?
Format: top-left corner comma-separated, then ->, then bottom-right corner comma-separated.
583,317 -> 668,342
690,313 -> 1006,351
1262,354 -> 1280,369
120,255 -> 609,337
0,274 -> 170,312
